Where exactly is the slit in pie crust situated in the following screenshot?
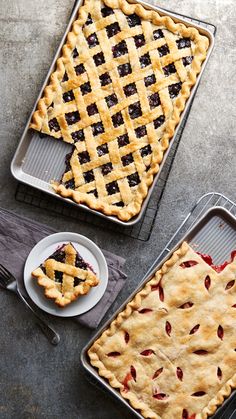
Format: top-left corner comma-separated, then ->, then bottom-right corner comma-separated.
88,242 -> 236,419
32,242 -> 99,307
30,0 -> 209,221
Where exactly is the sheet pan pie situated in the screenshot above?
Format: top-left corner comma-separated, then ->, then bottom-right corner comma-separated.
88,242 -> 236,419
30,0 -> 209,221
32,242 -> 99,307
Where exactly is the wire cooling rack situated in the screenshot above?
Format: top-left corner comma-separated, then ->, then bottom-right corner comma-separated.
15,13 -> 216,242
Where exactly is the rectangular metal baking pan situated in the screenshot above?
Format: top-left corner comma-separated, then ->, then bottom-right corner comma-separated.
81,205 -> 236,419
11,0 -> 215,226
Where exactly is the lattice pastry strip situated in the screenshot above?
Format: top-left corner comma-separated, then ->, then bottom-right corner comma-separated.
30,0 -> 209,220
88,243 -> 236,419
32,242 -> 99,307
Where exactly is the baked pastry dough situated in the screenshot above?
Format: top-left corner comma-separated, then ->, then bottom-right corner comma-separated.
88,242 -> 236,419
30,0 -> 209,221
32,242 -> 99,307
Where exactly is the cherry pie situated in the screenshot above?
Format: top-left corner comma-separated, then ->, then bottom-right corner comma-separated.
30,0 -> 209,221
88,242 -> 236,418
32,242 -> 99,307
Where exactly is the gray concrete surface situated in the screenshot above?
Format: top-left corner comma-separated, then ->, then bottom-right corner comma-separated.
0,0 -> 236,418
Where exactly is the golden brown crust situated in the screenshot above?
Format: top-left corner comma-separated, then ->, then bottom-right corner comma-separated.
30,0 -> 209,221
32,243 -> 99,307
88,243 -> 236,418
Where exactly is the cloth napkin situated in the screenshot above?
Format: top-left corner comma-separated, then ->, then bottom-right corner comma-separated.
0,207 -> 127,328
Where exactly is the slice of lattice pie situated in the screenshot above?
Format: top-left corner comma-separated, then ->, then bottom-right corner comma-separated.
30,0 -> 209,220
32,242 -> 99,307
88,242 -> 236,419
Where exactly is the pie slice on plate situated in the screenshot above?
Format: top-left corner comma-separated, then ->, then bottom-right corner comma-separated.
32,242 -> 99,307
30,0 -> 209,221
88,242 -> 236,419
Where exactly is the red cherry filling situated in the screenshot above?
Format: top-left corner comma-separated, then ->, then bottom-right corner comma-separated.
130,365 -> 136,381
107,351 -> 121,357
217,325 -> 224,340
122,366 -> 136,391
217,367 -> 222,380
138,308 -> 153,314
153,393 -> 169,400
140,349 -> 154,356
180,260 -> 198,268
124,331 -> 130,343
176,367 -> 183,381
191,391 -> 206,397
197,250 -> 236,272
226,280 -> 235,290
204,275 -> 211,290
152,367 -> 163,379
179,302 -> 194,309
189,324 -> 200,335
165,321 -> 171,336
194,350 -> 208,355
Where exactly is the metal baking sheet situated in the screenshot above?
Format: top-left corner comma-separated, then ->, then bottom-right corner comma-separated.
81,205 -> 236,419
11,0 -> 215,226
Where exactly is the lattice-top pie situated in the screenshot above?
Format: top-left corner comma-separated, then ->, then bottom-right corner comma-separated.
88,242 -> 236,418
32,242 -> 99,307
30,0 -> 209,221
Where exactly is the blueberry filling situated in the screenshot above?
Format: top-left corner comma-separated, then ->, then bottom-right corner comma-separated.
63,90 -> 75,103
129,102 -> 142,119
118,63 -> 132,77
158,44 -> 169,57
118,133 -> 129,147
101,7 -> 114,17
123,83 -> 137,97
163,63 -> 176,76
134,34 -> 145,48
87,103 -> 98,116
127,172 -> 140,187
65,150 -> 73,172
65,111 -> 80,125
71,129 -> 85,142
106,22 -> 121,37
78,151 -> 90,164
80,82 -> 92,95
127,13 -> 141,27
112,112 -> 124,127
75,63 -> 85,75
144,74 -> 156,87
51,248 -> 66,263
115,201 -> 124,207
168,82 -> 182,99
149,92 -> 160,109
122,154 -> 134,166
154,115 -> 165,129
153,29 -> 164,40
64,179 -> 75,190
105,93 -> 118,108
87,33 -> 99,48
100,72 -> 112,86
93,52 -> 105,66
177,37 -> 191,49
62,72 -> 69,82
72,48 -> 79,58
101,162 -> 113,175
139,53 -> 151,68
140,144 -> 152,157
88,189 -> 98,198
97,143 -> 108,156
183,56 -> 193,66
135,125 -> 147,138
84,170 -> 95,183
74,278 -> 82,286
75,255 -> 88,269
85,13 -> 93,25
112,41 -> 128,58
49,118 -> 60,132
92,121 -> 105,136
55,271 -> 63,283
106,181 -> 119,195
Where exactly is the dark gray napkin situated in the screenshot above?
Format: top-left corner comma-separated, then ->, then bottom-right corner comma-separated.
0,208 -> 127,328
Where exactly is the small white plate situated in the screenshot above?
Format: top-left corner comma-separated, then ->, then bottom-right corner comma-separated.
24,232 -> 108,317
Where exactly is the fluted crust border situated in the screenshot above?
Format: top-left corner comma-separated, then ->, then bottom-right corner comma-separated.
30,0 -> 209,221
